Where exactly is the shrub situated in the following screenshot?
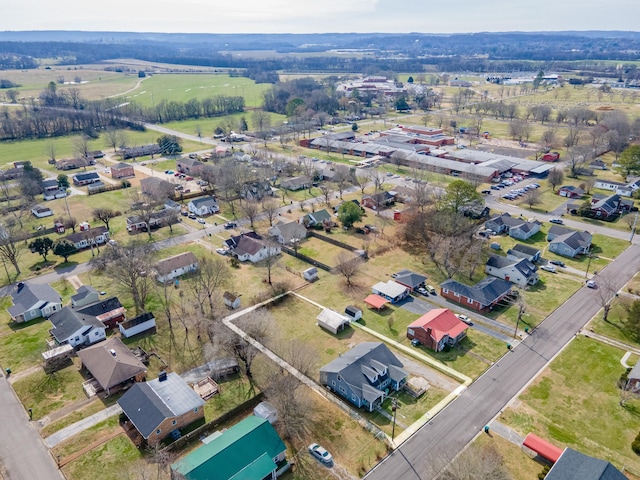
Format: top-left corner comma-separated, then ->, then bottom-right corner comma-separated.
632,431 -> 640,455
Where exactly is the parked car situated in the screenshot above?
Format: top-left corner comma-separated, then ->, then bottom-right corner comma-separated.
425,285 -> 436,295
549,260 -> 565,267
197,218 -> 206,224
481,190 -> 492,195
411,338 -> 421,347
455,314 -> 473,326
549,218 -> 564,224
224,221 -> 238,229
188,213 -> 197,219
540,265 -> 557,273
586,280 -> 598,289
185,176 -> 194,181
416,287 -> 429,296
215,248 -> 228,255
181,211 -> 189,216
308,443 -> 333,466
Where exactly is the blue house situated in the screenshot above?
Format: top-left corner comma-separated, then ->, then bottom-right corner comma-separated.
320,342 -> 408,412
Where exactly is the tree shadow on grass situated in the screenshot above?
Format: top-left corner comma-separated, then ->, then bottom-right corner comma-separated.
53,261 -> 79,271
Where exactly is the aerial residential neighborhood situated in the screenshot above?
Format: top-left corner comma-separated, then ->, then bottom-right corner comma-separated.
2,21 -> 640,480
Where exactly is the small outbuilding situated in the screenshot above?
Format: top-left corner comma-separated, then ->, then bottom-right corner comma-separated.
344,305 -> 362,321
316,309 -> 349,334
223,292 -> 241,310
303,267 -> 319,282
253,401 -> 278,424
363,294 -> 389,311
119,312 -> 156,338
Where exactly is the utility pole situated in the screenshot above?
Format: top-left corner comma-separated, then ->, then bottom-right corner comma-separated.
391,398 -> 400,442
630,211 -> 639,243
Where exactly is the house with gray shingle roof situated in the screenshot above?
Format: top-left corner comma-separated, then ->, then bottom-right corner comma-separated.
547,226 -> 592,258
544,448 -> 627,480
118,372 -> 205,446
320,342 -> 408,412
268,221 -> 308,245
188,196 -> 220,216
302,209 -> 332,228
440,277 -> 512,313
507,244 -> 541,263
485,255 -> 538,287
7,282 -> 62,323
49,306 -> 106,348
154,252 -> 198,283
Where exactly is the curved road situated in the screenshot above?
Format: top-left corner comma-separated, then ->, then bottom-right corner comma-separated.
365,244 -> 640,479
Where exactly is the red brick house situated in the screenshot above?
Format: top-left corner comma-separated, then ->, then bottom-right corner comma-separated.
407,308 -> 468,352
110,162 -> 135,179
440,277 -> 512,312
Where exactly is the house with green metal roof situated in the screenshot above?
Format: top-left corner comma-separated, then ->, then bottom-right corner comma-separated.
171,415 -> 288,480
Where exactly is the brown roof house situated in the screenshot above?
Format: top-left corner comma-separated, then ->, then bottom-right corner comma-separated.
154,252 -> 199,283
140,177 -> 175,199
77,337 -> 147,395
110,162 -> 135,179
118,371 -> 205,446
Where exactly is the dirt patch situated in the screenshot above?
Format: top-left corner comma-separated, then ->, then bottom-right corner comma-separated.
66,275 -> 83,290
396,352 -> 460,392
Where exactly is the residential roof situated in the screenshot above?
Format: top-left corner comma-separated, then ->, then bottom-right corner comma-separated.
364,294 -> 389,309
49,306 -> 104,343
77,337 -> 146,391
486,213 -> 526,229
440,277 -> 512,307
223,291 -> 239,303
117,372 -> 205,439
591,194 -> 624,214
171,415 -> 286,480
269,221 -> 307,244
64,226 -> 108,244
551,231 -> 592,251
71,285 -> 98,304
73,172 -> 100,181
140,177 -> 174,196
280,175 -> 311,189
112,162 -> 132,170
75,296 -> 125,323
190,196 -> 218,209
510,244 -> 541,256
523,433 -> 564,463
304,209 -> 332,225
8,283 -> 61,318
230,234 -> 265,257
408,308 -> 468,342
486,255 -> 537,278
544,448 -> 627,480
559,185 -> 585,194
372,280 -> 408,299
393,270 -> 427,289
320,342 -> 408,401
155,252 -> 198,277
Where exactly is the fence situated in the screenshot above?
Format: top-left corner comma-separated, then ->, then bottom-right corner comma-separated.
280,245 -> 333,272
162,392 -> 264,453
308,230 -> 358,252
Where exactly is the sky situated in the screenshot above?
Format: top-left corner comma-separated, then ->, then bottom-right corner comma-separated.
2,0 -> 640,34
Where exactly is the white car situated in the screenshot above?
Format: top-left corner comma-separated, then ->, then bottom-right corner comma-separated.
215,248 -> 228,255
455,314 -> 473,326
309,443 -> 333,465
197,218 -> 206,224
586,280 -> 597,289
540,265 -> 557,273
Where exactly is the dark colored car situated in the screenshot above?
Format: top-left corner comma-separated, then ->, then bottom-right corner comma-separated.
550,260 -> 565,267
224,222 -> 238,229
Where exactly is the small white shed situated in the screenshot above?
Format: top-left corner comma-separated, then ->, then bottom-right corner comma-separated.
303,267 -> 319,282
344,306 -> 362,321
223,291 -> 241,310
253,401 -> 278,424
316,309 -> 349,335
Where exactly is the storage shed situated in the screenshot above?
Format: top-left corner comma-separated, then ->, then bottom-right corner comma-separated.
303,267 -> 319,282
344,306 -> 362,321
316,309 -> 349,334
253,401 -> 278,424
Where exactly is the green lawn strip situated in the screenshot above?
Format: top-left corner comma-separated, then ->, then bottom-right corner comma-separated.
203,376 -> 259,421
13,365 -> 86,420
500,337 -> 640,472
61,434 -> 145,480
39,395 -> 121,438
589,303 -> 640,348
0,318 -> 52,371
473,433 -> 543,480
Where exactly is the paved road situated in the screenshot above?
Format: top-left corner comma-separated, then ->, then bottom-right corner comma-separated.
365,244 -> 640,479
0,374 -> 63,480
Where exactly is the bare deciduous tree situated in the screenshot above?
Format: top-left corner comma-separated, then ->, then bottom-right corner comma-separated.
129,191 -> 163,239
521,188 -> 542,209
191,256 -> 230,318
92,207 -> 117,230
547,167 -> 565,192
439,444 -> 511,480
105,241 -> 154,315
333,252 -> 364,287
0,222 -> 27,275
241,199 -> 260,230
262,200 -> 279,227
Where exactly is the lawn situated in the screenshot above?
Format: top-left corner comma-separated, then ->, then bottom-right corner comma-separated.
473,433 -> 544,480
12,362 -> 87,420
500,337 -> 640,473
40,395 -> 120,438
589,302 -> 640,349
202,375 -> 260,421
0,316 -> 53,371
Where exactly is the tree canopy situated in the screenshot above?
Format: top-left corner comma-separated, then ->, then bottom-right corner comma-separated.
157,134 -> 182,156
616,145 -> 640,181
439,180 -> 482,213
53,239 -> 78,262
29,237 -> 54,262
338,201 -> 363,228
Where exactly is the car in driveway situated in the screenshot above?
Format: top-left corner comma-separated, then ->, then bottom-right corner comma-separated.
540,265 -> 557,273
550,260 -> 565,267
188,213 -> 197,219
455,314 -> 473,326
425,285 -> 436,295
197,218 -> 206,224
411,338 -> 421,347
549,218 -> 564,224
215,248 -> 228,255
308,443 -> 333,466
224,221 -> 238,229
416,287 -> 429,296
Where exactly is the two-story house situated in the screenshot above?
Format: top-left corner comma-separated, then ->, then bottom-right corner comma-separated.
485,255 -> 538,287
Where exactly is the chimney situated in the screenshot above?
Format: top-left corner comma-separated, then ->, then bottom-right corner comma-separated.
158,371 -> 167,382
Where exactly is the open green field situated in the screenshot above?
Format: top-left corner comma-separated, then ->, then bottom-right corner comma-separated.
500,337 -> 640,473
114,73 -> 270,109
160,111 -> 287,139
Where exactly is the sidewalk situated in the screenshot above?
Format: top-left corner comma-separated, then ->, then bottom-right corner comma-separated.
580,329 -> 640,356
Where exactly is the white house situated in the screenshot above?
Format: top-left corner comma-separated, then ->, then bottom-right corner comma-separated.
64,226 -> 110,250
7,282 -> 62,323
224,232 -> 281,263
154,252 -> 199,283
49,306 -> 107,348
188,196 -> 220,216
485,255 -> 538,287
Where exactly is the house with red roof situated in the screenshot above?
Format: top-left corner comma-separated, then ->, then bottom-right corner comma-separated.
406,308 -> 469,352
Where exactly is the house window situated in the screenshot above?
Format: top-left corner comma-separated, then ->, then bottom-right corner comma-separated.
454,292 -> 459,297
172,420 -> 177,426
156,429 -> 161,435
331,380 -> 336,386
339,386 -> 346,394
194,407 -> 198,413
467,297 -> 473,304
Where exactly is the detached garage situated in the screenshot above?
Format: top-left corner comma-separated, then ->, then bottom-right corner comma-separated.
317,309 -> 349,334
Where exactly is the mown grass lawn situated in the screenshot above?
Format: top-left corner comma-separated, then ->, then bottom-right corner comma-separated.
500,337 -> 640,473
13,363 -> 87,420
589,302 -> 640,349
40,395 -> 121,438
203,375 -> 259,421
0,317 -> 52,371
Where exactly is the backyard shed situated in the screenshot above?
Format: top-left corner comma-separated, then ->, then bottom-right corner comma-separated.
316,309 -> 349,334
253,401 -> 278,424
223,292 -> 241,310
303,267 -> 319,282
344,305 -> 362,321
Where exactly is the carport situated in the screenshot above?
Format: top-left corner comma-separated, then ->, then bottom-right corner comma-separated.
523,433 -> 563,463
364,294 -> 389,311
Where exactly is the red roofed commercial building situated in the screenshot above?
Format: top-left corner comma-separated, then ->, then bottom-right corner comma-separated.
406,308 -> 469,352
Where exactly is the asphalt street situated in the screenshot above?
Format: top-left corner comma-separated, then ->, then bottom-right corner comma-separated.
365,244 -> 640,479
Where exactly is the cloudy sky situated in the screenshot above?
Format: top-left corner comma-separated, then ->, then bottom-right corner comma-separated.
3,0 -> 640,33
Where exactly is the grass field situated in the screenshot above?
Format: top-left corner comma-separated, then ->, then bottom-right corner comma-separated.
500,337 -> 640,473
